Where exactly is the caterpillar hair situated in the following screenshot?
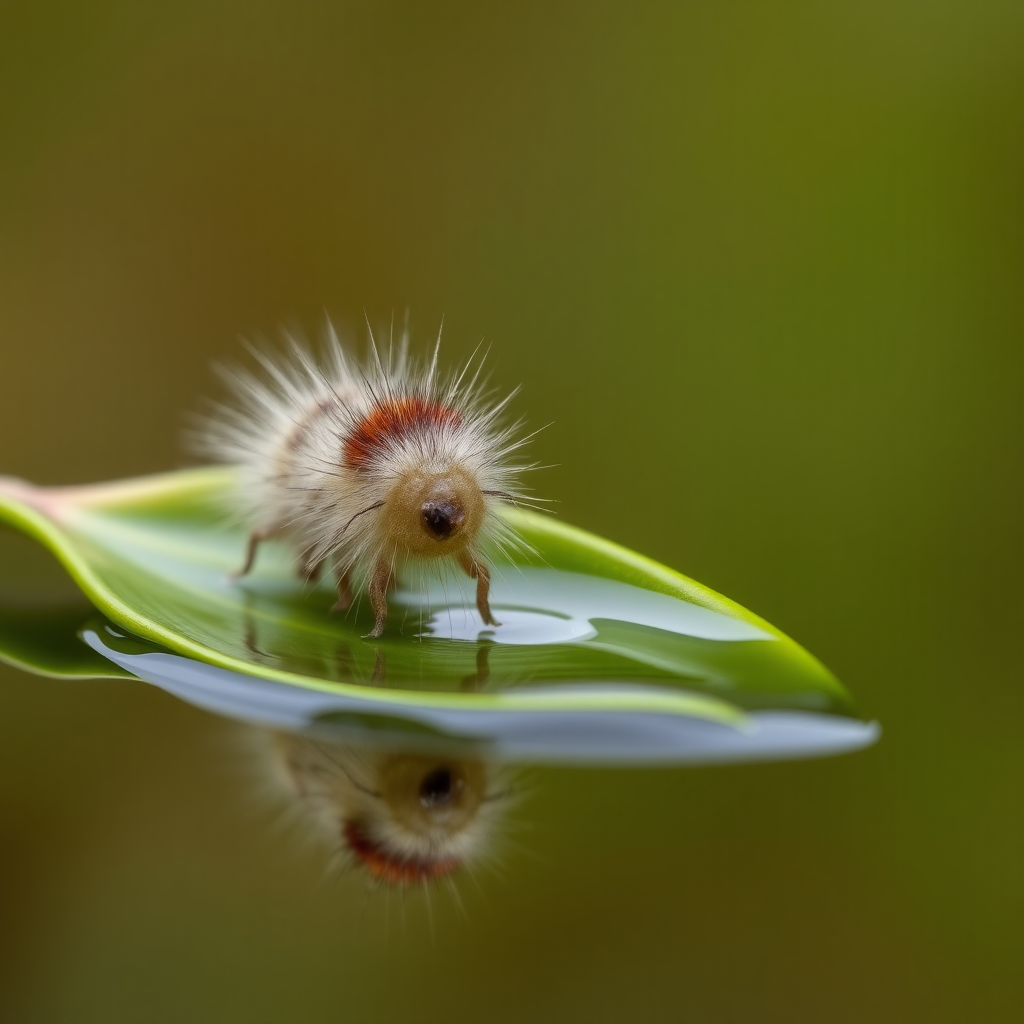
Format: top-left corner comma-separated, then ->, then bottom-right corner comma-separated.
194,320 -> 539,637
258,732 -> 512,887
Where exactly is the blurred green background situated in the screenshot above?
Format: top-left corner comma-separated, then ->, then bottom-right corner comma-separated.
1,2 -> 1021,1022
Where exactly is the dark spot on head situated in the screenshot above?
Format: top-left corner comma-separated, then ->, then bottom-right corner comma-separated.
421,500 -> 465,540
419,767 -> 458,807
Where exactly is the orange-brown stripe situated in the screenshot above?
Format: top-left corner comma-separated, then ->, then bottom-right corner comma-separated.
343,396 -> 462,470
343,820 -> 461,884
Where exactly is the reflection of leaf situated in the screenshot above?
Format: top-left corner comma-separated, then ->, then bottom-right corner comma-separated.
0,601 -> 131,680
0,469 -> 856,724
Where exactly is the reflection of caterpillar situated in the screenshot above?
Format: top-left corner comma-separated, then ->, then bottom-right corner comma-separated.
260,732 -> 511,886
194,323 -> 541,636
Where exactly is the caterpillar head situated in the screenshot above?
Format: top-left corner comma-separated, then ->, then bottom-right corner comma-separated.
345,753 -> 492,881
380,465 -> 487,558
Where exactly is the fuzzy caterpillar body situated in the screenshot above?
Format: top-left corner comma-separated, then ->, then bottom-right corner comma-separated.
254,730 -> 509,886
196,324 -> 533,637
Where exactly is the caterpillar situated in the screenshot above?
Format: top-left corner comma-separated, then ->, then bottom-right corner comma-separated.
257,730 -> 511,887
195,321 -> 538,637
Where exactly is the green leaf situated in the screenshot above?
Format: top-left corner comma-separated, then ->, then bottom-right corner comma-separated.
0,469 -> 875,761
0,601 -> 132,680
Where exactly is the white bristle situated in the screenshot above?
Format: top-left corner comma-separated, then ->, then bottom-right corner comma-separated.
193,321 -> 541,636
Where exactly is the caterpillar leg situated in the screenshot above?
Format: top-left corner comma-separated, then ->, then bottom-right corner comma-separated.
331,566 -> 353,613
365,558 -> 393,638
461,642 -> 492,691
231,525 -> 275,579
458,551 -> 500,628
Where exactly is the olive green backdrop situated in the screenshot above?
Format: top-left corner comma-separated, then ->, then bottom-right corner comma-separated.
1,3 -> 1021,1023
